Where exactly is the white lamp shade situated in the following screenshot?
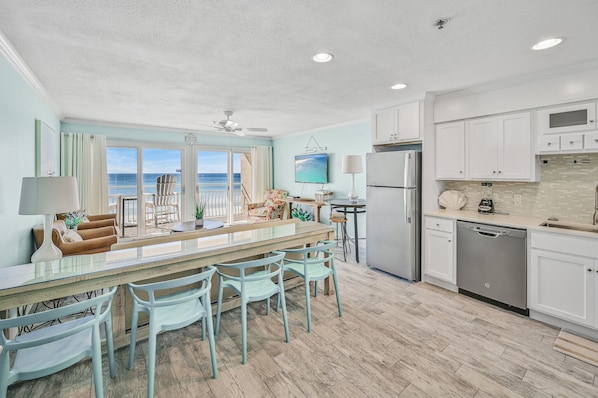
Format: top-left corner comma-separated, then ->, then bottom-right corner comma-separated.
341,155 -> 363,174
19,176 -> 80,215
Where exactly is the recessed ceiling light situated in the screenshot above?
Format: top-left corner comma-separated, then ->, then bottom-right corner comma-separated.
532,38 -> 563,51
391,83 -> 408,90
312,52 -> 334,63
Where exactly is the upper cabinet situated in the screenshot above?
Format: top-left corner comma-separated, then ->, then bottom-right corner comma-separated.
372,101 -> 421,145
467,112 -> 538,181
435,112 -> 538,182
435,121 -> 465,180
536,101 -> 598,154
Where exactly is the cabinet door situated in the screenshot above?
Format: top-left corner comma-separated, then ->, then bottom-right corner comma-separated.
530,249 -> 595,327
537,135 -> 560,153
497,112 -> 532,179
424,229 -> 455,283
435,122 -> 465,180
396,102 -> 420,141
467,117 -> 498,179
561,133 -> 584,151
585,132 -> 598,151
373,107 -> 396,144
537,102 -> 597,134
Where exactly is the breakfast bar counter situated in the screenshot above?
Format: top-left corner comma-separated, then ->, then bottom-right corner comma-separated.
0,220 -> 334,348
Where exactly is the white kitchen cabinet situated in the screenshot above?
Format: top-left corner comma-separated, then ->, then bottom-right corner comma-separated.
373,101 -> 420,145
530,249 -> 595,327
529,230 -> 598,329
537,101 -> 597,135
424,216 -> 456,285
435,121 -> 465,180
466,112 -> 536,181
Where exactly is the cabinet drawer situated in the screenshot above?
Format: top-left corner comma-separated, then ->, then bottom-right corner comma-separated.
584,132 -> 598,150
425,217 -> 454,233
561,133 -> 584,151
538,135 -> 560,152
531,231 -> 598,258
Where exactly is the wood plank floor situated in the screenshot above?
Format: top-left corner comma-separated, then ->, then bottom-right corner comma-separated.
7,251 -> 598,397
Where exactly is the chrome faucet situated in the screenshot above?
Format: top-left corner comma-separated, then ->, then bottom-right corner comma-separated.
594,185 -> 598,225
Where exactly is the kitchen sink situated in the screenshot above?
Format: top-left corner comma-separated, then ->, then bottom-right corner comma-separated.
540,220 -> 598,233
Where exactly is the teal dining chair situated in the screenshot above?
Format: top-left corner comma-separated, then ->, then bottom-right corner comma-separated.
0,286 -> 117,398
127,266 -> 218,398
215,251 -> 289,364
281,240 -> 342,332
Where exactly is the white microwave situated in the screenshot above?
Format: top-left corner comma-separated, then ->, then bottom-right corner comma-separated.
537,101 -> 597,134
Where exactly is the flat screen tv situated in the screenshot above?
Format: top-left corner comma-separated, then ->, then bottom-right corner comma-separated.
294,153 -> 328,184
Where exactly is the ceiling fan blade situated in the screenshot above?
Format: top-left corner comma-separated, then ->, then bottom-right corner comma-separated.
232,129 -> 246,137
244,127 -> 268,133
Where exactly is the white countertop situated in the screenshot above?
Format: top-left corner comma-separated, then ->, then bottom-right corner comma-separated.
424,209 -> 598,239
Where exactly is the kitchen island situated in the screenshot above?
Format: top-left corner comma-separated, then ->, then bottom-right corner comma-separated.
0,220 -> 334,348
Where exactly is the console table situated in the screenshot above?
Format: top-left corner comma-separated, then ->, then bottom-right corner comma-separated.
281,198 -> 327,222
0,220 -> 334,349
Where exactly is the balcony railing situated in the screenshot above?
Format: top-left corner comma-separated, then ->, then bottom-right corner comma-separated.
108,184 -> 246,228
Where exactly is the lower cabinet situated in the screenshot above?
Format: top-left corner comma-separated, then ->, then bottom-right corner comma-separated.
423,217 -> 456,285
529,231 -> 598,329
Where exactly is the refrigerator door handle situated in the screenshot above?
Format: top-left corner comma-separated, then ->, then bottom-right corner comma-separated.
404,189 -> 411,223
404,152 -> 411,188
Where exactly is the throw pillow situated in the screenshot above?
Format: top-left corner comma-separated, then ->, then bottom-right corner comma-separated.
63,229 -> 83,243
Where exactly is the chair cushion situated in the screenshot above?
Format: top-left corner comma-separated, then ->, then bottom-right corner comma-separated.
63,230 -> 83,243
248,207 -> 269,217
264,189 -> 288,207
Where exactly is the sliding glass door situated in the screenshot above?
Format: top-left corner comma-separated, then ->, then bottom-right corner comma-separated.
197,149 -> 251,224
107,144 -> 184,238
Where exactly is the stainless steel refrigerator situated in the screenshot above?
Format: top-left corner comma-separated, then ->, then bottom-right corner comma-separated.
366,150 -> 421,281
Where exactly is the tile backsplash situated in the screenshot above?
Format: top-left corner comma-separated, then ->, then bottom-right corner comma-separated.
444,153 -> 598,223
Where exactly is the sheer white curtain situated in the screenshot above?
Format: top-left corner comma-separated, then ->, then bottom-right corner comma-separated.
61,133 -> 108,214
250,145 -> 273,202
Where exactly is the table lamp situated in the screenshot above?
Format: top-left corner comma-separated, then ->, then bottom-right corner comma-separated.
341,155 -> 363,203
19,176 -> 80,262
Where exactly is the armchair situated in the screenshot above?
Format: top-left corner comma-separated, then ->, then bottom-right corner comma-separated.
33,220 -> 118,256
247,189 -> 288,221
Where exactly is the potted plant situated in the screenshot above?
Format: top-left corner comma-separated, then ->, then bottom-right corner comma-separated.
195,201 -> 206,228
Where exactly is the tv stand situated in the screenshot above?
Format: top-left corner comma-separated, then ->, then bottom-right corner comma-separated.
281,198 -> 326,223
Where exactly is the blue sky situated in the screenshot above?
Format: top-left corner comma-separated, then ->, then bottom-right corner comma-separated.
107,148 -> 240,173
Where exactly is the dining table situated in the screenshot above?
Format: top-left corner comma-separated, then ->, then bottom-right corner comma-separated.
328,199 -> 366,263
0,220 -> 334,348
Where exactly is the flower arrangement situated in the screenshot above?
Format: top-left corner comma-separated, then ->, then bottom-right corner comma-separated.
195,201 -> 207,220
64,209 -> 86,229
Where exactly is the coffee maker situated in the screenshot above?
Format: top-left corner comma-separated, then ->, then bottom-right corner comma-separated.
478,182 -> 494,213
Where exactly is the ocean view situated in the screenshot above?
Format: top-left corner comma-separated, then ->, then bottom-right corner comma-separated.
108,173 -> 241,196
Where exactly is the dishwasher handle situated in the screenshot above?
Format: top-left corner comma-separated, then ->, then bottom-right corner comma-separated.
469,225 -> 506,238
477,230 -> 505,238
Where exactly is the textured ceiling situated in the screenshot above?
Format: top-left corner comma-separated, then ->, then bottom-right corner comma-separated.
1,0 -> 598,137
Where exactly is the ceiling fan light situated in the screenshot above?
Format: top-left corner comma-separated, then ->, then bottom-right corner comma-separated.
531,37 -> 563,51
312,52 -> 334,63
391,83 -> 408,90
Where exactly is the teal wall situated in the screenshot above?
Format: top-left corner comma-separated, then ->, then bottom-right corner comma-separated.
0,55 -> 61,267
272,121 -> 370,240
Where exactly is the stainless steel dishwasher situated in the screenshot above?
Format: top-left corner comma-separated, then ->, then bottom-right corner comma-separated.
456,221 -> 528,314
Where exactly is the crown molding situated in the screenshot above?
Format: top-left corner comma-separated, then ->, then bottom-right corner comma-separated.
62,117 -> 273,141
0,30 -> 61,116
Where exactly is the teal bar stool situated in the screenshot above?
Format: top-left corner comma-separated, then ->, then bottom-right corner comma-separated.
215,252 -> 289,364
0,286 -> 117,398
281,240 -> 342,332
127,266 -> 218,398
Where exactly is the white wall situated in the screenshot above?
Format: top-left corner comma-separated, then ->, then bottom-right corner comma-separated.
0,55 -> 61,267
434,68 -> 598,123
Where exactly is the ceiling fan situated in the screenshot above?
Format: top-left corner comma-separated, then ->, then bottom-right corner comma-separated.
197,111 -> 268,136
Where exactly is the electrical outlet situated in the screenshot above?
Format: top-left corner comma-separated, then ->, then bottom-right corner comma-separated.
514,194 -> 522,205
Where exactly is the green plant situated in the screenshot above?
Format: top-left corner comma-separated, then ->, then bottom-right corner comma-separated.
291,206 -> 314,221
64,209 -> 86,229
195,201 -> 206,219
